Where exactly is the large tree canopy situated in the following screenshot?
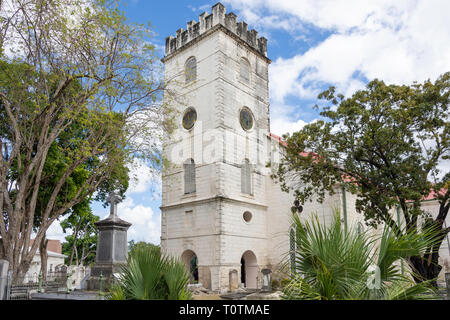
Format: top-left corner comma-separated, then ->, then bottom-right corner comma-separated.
274,72 -> 449,284
0,0 -> 173,278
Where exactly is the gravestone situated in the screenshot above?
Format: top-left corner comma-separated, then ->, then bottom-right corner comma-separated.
0,260 -> 9,300
87,192 -> 131,290
229,269 -> 239,291
261,269 -> 272,292
198,266 -> 211,290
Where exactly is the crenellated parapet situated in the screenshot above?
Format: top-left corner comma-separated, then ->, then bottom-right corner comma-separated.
164,2 -> 268,59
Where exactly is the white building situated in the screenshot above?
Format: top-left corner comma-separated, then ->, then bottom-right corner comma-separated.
160,3 -> 363,292
160,2 -> 449,292
25,239 -> 67,283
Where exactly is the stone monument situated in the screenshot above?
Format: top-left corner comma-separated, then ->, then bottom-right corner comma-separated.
261,269 -> 272,292
0,260 -> 9,300
87,192 -> 131,290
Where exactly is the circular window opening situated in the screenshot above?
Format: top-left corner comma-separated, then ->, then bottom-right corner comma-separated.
239,108 -> 253,131
243,211 -> 252,223
182,108 -> 197,130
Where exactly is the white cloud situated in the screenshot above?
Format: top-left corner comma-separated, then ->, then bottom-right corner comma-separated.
127,159 -> 156,195
271,116 -> 318,137
45,159 -> 162,244
224,0 -> 416,33
45,221 -> 67,242
115,197 -> 161,245
436,160 -> 450,180
224,0 -> 450,105
188,4 -> 211,12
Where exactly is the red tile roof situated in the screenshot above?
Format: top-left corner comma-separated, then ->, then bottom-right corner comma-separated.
29,239 -> 62,254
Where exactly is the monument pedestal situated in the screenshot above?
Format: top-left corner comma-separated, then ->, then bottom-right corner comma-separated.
87,200 -> 131,291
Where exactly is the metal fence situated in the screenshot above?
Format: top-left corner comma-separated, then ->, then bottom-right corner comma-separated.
1,270 -> 68,300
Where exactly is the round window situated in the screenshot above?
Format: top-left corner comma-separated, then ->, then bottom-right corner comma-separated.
243,211 -> 252,223
239,108 -> 253,131
182,108 -> 197,130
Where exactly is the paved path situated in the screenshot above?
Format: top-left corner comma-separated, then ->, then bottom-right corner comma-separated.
31,291 -> 104,300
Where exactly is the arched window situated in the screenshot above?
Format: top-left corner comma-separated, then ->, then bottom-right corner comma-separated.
185,57 -> 197,83
239,58 -> 250,84
241,159 -> 252,195
184,158 -> 196,194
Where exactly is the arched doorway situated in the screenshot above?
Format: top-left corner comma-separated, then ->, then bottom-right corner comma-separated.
240,250 -> 258,289
181,250 -> 198,283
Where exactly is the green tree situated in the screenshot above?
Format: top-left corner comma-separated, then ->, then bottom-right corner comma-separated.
274,73 -> 449,286
0,0 -> 172,279
30,106 -> 128,279
61,202 -> 99,267
128,240 -> 160,257
283,212 -> 438,300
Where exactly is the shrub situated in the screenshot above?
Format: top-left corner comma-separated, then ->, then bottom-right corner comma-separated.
282,210 -> 438,300
106,246 -> 192,300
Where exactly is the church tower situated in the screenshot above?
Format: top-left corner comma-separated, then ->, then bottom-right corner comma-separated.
160,2 -> 272,291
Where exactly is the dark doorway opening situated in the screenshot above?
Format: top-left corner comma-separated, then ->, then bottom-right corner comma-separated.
190,255 -> 198,282
181,250 -> 199,283
240,258 -> 246,286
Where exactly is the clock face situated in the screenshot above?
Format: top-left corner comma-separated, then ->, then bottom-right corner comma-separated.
240,108 -> 253,131
182,108 -> 197,130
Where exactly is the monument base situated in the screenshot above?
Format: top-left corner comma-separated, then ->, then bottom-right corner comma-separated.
86,263 -> 126,291
86,275 -> 117,291
90,263 -> 126,277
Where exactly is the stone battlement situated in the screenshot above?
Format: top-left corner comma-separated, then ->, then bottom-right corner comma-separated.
164,2 -> 268,59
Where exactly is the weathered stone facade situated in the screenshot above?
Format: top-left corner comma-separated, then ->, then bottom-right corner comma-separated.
160,2 -> 450,292
159,3 -> 360,292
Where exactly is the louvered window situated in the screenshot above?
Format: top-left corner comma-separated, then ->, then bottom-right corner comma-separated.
241,159 -> 252,194
184,158 -> 196,194
240,58 -> 250,84
185,57 -> 197,83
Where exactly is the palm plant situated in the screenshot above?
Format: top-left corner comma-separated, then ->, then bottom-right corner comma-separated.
282,210 -> 439,300
106,245 -> 192,300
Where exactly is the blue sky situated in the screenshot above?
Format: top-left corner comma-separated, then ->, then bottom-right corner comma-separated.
47,0 -> 450,245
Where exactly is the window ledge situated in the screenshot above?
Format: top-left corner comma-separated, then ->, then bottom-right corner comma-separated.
182,192 -> 197,199
238,79 -> 251,88
240,193 -> 255,199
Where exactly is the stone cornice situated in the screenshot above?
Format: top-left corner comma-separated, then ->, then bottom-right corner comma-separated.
160,195 -> 268,210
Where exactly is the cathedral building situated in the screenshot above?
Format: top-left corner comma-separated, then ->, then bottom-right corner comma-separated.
158,2 -> 428,292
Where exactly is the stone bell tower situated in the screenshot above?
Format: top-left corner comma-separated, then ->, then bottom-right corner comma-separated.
160,2 -> 272,292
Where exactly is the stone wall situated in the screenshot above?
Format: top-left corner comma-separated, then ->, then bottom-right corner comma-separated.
161,4 -> 272,291
163,3 -> 268,59
160,2 -> 365,292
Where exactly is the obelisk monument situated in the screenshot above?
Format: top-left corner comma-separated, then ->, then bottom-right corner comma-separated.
87,192 -> 131,290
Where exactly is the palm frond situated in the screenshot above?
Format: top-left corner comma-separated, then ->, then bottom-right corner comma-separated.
106,246 -> 192,300
282,209 -> 440,300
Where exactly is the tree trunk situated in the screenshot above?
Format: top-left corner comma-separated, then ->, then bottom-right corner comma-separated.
408,223 -> 449,287
69,218 -> 82,266
80,246 -> 85,266
74,243 -> 79,266
39,237 -> 49,282
409,255 -> 442,287
406,196 -> 450,287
